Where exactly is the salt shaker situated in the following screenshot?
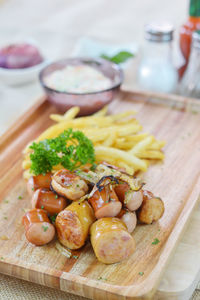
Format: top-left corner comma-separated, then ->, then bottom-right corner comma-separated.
179,30 -> 200,98
137,22 -> 178,93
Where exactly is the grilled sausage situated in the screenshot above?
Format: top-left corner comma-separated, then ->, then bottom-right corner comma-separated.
55,201 -> 95,250
117,209 -> 137,233
90,217 -> 136,264
51,169 -> 88,201
27,173 -> 52,195
32,188 -> 67,215
22,209 -> 55,246
137,190 -> 164,224
88,185 -> 122,219
115,182 -> 143,211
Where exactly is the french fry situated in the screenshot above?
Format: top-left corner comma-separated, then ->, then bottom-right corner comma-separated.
50,106 -> 80,122
93,105 -> 108,116
22,160 -> 31,170
95,146 -> 147,172
117,161 -> 134,175
102,132 -> 116,147
23,169 -> 33,180
137,150 -> 165,160
148,140 -> 166,150
129,136 -> 154,155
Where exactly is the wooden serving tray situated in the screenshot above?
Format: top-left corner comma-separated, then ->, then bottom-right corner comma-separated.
0,90 -> 200,300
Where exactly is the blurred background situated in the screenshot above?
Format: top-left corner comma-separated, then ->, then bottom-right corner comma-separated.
0,0 -> 190,133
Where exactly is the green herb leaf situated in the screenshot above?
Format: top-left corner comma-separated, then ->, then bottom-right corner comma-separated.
72,255 -> 79,259
152,238 -> 160,245
18,196 -> 23,200
138,272 -> 144,276
49,214 -> 58,223
101,51 -> 134,64
90,163 -> 97,171
42,225 -> 48,232
29,129 -> 95,175
55,194 -> 58,199
97,276 -> 107,281
41,205 -> 44,209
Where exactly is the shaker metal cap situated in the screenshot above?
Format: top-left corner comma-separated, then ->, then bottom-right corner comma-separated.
145,22 -> 174,42
192,30 -> 200,48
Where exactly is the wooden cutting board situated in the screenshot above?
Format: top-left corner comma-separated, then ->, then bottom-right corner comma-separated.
0,91 -> 200,300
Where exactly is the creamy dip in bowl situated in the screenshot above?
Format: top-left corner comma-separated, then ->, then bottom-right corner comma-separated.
39,57 -> 123,115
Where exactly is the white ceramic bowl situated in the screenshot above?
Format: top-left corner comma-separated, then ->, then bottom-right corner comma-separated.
0,59 -> 49,86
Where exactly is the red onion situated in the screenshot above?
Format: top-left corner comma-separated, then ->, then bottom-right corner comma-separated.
0,43 -> 43,69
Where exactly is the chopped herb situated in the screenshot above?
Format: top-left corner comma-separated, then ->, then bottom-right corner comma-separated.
29,129 -> 95,175
105,200 -> 109,203
4,200 -> 9,203
110,198 -> 115,202
101,51 -> 134,64
72,255 -> 79,259
32,188 -> 34,191
138,272 -> 144,276
90,163 -> 97,171
97,276 -> 107,281
49,214 -> 58,223
76,184 -> 80,188
191,110 -> 198,114
152,238 -> 160,245
18,196 -> 23,200
55,195 -> 58,199
3,217 -> 7,220
41,205 -> 44,209
0,257 -> 4,260
158,229 -> 160,232
42,225 -> 48,232
87,174 -> 92,179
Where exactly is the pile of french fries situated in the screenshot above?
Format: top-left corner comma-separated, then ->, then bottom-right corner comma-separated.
23,106 -> 165,179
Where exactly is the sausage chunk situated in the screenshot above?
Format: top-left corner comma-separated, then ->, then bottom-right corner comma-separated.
55,201 -> 95,250
117,209 -> 137,233
115,182 -> 143,211
137,190 -> 164,224
51,169 -> 88,201
88,185 -> 122,219
22,209 -> 55,246
90,218 -> 136,264
32,188 -> 67,215
27,173 -> 52,195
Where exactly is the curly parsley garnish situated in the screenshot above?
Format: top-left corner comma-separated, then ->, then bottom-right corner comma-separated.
29,129 -> 95,175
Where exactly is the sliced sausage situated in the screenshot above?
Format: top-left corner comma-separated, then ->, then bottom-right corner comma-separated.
115,182 -> 143,211
90,217 -> 136,264
137,190 -> 164,224
55,201 -> 95,250
51,169 -> 88,201
32,188 -> 68,215
88,185 -> 122,219
117,209 -> 137,233
22,209 -> 55,246
27,173 -> 52,195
